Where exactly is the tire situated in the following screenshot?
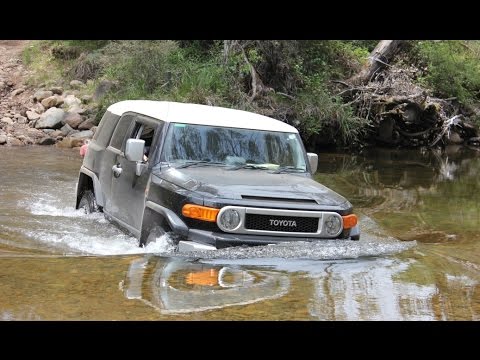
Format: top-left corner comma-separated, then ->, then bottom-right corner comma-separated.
140,223 -> 180,250
140,224 -> 168,248
78,190 -> 97,214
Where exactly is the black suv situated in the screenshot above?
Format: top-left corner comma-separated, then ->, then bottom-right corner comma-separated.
76,100 -> 359,251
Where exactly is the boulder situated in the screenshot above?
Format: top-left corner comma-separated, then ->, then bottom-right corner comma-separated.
63,112 -> 83,128
50,130 -> 63,138
38,137 -> 56,145
0,134 -> 6,144
60,123 -> 75,136
17,135 -> 33,145
31,102 -> 45,114
70,130 -> 93,139
54,95 -> 64,107
33,90 -> 53,102
26,110 -> 40,121
69,80 -> 85,89
63,94 -> 82,107
67,105 -> 85,114
50,86 -> 64,95
41,96 -> 59,109
78,119 -> 95,130
27,128 -> 45,139
1,117 -> 13,125
35,107 -> 65,129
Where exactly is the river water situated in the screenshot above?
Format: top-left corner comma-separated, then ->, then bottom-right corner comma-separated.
0,146 -> 478,320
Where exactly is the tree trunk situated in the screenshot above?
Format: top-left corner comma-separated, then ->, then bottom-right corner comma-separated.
349,40 -> 404,85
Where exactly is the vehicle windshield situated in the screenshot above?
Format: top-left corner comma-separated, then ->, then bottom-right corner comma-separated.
159,123 -> 307,171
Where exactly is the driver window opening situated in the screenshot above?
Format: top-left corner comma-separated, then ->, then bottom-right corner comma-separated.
131,123 -> 155,162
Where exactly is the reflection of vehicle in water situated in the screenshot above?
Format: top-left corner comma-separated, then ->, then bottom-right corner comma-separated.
122,256 -> 289,314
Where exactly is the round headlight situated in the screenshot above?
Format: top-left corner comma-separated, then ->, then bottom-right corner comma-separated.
324,214 -> 341,236
219,209 -> 241,231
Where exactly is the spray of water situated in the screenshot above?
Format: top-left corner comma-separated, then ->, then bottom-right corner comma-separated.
21,197 -> 415,260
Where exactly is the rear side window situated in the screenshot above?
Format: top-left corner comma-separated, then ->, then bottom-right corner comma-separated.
109,114 -> 135,150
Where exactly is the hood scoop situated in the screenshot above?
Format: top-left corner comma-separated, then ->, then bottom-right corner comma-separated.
241,195 -> 318,204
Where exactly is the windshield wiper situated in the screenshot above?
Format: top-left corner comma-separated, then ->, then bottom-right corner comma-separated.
228,164 -> 270,171
271,166 -> 306,174
176,160 -> 225,169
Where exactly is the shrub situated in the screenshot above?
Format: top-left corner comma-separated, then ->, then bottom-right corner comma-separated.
294,76 -> 368,147
416,40 -> 480,104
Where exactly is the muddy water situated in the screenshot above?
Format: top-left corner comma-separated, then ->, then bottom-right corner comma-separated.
0,146 -> 478,320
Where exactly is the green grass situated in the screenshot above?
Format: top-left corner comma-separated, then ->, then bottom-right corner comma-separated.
22,41 -> 65,86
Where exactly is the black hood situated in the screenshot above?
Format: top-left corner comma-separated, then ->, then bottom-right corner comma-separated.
156,167 -> 349,207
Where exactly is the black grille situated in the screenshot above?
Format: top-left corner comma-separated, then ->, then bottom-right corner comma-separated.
245,214 -> 319,233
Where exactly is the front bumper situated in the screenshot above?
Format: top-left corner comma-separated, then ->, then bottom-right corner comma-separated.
187,228 -> 353,249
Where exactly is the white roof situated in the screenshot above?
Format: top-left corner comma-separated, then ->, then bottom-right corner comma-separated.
107,100 -> 298,133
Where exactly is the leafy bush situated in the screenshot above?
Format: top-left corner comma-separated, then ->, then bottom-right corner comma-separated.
294,76 -> 368,147
416,40 -> 480,104
99,41 -> 234,107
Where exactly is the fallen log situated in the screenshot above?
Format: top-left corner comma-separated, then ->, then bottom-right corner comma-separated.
348,40 -> 404,85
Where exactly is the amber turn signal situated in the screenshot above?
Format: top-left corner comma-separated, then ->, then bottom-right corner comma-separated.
186,269 -> 219,286
342,214 -> 358,229
182,204 -> 219,222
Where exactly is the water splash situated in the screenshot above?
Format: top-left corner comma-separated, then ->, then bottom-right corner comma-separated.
175,239 -> 416,261
22,197 -> 415,259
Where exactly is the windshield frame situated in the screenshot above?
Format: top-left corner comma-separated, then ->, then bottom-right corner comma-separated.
154,122 -> 311,173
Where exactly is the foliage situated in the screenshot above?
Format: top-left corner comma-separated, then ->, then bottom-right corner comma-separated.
415,40 -> 480,105
99,41 -> 234,108
294,75 -> 368,147
23,40 -> 377,148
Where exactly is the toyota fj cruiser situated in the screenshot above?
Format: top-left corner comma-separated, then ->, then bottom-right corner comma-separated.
76,100 -> 359,251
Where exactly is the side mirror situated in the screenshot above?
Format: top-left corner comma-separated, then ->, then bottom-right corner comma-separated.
125,139 -> 145,162
307,153 -> 318,174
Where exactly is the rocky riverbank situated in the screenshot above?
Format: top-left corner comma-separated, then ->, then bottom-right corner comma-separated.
0,41 -> 99,149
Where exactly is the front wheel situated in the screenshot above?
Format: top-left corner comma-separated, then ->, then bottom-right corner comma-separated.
78,190 -> 98,214
140,224 -> 180,251
142,225 -> 167,247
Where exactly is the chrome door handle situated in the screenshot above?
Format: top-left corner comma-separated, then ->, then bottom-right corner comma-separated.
112,164 -> 122,178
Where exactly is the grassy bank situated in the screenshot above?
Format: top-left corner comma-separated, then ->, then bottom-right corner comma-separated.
22,40 -> 480,149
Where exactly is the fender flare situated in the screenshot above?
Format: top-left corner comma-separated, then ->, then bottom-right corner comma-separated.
139,202 -> 189,246
144,201 -> 189,237
76,166 -> 105,209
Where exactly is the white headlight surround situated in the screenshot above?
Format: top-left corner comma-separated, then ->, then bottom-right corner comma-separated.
323,214 -> 342,236
218,208 -> 242,232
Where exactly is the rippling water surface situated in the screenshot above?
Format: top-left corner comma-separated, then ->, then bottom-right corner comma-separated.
0,146 -> 478,320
